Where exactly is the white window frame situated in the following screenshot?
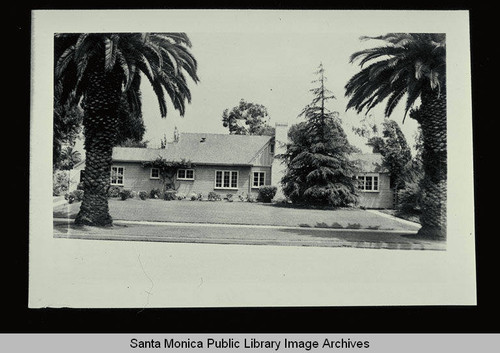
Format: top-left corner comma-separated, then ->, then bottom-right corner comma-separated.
177,168 -> 195,181
110,166 -> 124,186
150,167 -> 160,179
214,170 -> 239,190
356,173 -> 379,192
252,171 -> 266,188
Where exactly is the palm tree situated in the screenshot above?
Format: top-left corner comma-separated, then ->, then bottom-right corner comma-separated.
55,33 -> 199,226
345,33 -> 446,239
59,145 -> 82,170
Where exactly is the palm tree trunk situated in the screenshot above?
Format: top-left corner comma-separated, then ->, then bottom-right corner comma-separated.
411,88 -> 447,239
75,61 -> 122,226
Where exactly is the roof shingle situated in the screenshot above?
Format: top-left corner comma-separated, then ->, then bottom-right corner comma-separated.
112,132 -> 273,166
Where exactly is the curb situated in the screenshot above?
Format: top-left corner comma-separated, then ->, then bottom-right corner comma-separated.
53,198 -> 68,207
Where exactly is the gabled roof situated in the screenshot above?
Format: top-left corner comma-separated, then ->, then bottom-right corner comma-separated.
112,132 -> 274,166
351,153 -> 388,173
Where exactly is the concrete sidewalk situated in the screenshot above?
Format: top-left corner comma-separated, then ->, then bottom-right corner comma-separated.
53,218 -> 445,251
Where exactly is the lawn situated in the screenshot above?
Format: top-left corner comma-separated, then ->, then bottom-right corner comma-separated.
54,199 -> 421,231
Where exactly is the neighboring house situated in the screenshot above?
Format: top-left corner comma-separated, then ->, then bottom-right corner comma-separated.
72,123 -> 394,208
351,153 -> 394,209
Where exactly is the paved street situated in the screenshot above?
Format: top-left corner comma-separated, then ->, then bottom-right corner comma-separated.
53,218 -> 445,251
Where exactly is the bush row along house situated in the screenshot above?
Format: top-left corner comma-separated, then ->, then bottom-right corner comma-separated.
72,123 -> 394,208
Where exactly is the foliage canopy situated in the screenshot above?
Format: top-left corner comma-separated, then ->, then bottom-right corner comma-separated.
222,99 -> 275,136
281,64 -> 359,207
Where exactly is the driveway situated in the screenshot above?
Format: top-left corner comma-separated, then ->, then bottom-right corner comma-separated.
54,199 -> 420,231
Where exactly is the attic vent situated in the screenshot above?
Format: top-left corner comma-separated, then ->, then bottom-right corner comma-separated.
200,137 -> 206,143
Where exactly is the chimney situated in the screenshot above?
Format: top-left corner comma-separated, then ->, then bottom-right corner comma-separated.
173,126 -> 180,143
271,122 -> 289,200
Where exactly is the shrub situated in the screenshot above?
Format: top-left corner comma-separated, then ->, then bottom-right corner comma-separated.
108,185 -> 122,198
189,193 -> 198,201
164,190 -> 177,201
226,193 -> 233,202
119,189 -> 132,200
396,182 -> 422,214
176,193 -> 186,200
208,191 -> 221,201
53,170 -> 70,196
246,195 -> 256,203
150,188 -> 161,199
257,186 -> 277,203
139,191 -> 148,200
65,193 -> 74,204
273,197 -> 290,204
76,182 -> 84,190
65,189 -> 84,204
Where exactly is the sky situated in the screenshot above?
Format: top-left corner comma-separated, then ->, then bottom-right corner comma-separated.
136,31 -> 420,153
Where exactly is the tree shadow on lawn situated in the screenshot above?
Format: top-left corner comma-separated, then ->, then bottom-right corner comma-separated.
279,228 -> 427,244
261,202 -> 361,212
53,219 -> 129,235
298,222 -> 387,231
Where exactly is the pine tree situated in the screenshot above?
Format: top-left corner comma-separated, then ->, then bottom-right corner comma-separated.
281,64 -> 359,207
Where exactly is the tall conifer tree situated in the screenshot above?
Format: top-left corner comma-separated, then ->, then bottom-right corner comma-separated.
281,64 -> 359,206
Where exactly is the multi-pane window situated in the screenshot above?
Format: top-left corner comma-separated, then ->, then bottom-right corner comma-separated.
110,166 -> 124,185
252,172 -> 266,188
177,169 -> 194,180
150,168 -> 159,179
215,170 -> 238,189
357,174 -> 379,192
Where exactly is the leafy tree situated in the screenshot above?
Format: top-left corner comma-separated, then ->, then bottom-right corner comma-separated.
368,120 -> 412,189
396,125 -> 425,215
352,117 -> 413,193
117,138 -> 149,148
222,99 -> 275,136
281,64 -> 359,207
142,157 -> 193,196
345,33 -> 446,239
55,33 -> 199,226
53,82 -> 83,170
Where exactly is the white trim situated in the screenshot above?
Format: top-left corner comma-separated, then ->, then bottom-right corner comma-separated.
110,166 -> 125,186
150,167 -> 160,179
214,170 -> 239,189
356,173 -> 379,192
177,168 -> 195,181
251,171 -> 266,188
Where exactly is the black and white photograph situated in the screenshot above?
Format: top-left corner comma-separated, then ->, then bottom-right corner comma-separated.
29,10 -> 475,309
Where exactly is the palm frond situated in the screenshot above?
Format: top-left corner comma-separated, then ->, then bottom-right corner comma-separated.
55,46 -> 75,79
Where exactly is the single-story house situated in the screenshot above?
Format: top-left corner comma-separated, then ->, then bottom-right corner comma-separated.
72,123 -> 394,208
351,152 -> 394,209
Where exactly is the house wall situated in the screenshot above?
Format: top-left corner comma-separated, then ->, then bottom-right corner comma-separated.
250,143 -> 274,166
111,162 -> 164,191
357,173 -> 394,209
110,163 -> 275,200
